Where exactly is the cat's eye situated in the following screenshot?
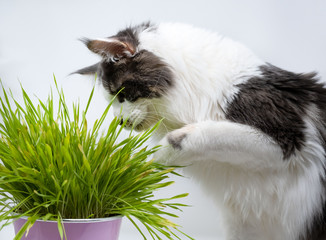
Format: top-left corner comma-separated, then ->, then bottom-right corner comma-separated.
111,57 -> 120,63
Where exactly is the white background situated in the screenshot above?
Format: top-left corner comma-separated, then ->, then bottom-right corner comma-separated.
1,0 -> 326,239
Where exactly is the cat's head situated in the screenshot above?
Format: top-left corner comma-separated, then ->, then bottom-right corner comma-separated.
75,23 -> 174,131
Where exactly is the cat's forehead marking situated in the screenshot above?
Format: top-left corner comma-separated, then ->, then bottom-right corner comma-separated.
100,49 -> 173,102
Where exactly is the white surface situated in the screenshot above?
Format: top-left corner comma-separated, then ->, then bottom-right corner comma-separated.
1,0 -> 326,239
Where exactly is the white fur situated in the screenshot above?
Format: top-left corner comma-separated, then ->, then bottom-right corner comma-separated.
139,23 -> 264,125
109,23 -> 324,240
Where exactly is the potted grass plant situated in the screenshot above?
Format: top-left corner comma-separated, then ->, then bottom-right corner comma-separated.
0,78 -> 192,240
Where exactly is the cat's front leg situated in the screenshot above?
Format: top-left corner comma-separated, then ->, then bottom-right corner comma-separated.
154,120 -> 284,169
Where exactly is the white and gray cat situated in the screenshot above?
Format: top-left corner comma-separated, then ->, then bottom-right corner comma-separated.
75,22 -> 326,240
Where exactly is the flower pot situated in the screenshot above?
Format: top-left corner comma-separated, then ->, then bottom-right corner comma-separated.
13,216 -> 123,240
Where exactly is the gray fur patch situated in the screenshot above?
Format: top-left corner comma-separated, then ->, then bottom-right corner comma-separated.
226,63 -> 325,159
168,133 -> 187,150
99,49 -> 173,102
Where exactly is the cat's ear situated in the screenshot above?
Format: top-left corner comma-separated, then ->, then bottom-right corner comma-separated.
71,62 -> 99,75
81,37 -> 136,60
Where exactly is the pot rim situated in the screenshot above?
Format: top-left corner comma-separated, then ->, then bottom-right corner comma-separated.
17,215 -> 123,223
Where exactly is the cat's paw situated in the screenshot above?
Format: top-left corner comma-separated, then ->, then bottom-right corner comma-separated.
154,125 -> 196,166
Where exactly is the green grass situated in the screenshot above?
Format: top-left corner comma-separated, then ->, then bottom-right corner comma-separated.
0,77 -> 192,240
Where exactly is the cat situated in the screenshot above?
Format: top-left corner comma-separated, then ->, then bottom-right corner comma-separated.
75,22 -> 326,240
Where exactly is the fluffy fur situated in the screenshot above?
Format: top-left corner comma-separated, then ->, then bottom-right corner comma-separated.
76,22 -> 326,240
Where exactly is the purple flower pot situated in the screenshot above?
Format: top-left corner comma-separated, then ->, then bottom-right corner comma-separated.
13,216 -> 122,240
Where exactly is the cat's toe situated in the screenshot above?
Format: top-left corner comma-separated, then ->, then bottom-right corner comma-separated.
167,131 -> 187,150
167,124 -> 196,150
154,125 -> 197,166
153,137 -> 176,165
